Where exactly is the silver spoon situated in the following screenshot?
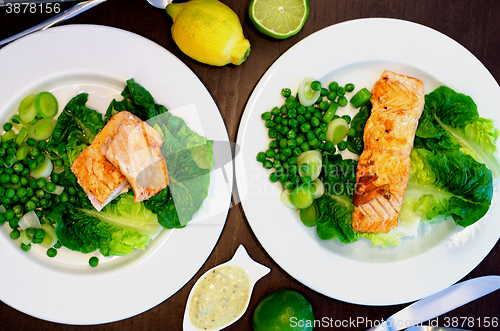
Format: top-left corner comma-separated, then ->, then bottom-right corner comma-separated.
146,0 -> 173,9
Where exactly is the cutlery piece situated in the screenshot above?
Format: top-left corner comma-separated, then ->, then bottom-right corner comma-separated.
368,276 -> 500,331
0,0 -> 107,48
146,0 -> 172,9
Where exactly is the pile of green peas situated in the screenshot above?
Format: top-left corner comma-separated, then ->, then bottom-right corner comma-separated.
0,134 -> 75,257
256,80 -> 357,190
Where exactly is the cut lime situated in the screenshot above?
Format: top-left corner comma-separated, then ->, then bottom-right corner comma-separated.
248,0 -> 309,39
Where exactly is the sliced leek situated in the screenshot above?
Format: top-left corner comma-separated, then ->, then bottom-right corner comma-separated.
298,77 -> 321,107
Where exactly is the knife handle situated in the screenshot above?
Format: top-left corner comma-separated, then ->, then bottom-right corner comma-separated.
0,0 -> 107,47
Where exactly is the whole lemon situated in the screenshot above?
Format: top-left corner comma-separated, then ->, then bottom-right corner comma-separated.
166,0 -> 251,66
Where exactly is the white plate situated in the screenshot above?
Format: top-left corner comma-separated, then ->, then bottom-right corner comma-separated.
235,18 -> 500,306
0,25 -> 233,324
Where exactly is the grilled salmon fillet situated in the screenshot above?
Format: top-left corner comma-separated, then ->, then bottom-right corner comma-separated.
352,71 -> 424,233
102,112 -> 169,203
71,111 -> 131,211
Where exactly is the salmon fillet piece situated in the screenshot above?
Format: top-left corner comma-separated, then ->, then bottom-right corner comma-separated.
352,71 -> 424,233
71,111 -> 131,211
102,112 -> 169,203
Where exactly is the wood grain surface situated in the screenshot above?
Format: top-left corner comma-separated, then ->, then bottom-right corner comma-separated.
1,0 -> 500,330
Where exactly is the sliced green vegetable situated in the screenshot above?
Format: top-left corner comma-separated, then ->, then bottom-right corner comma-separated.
15,127 -> 29,145
1,130 -> 16,143
28,119 -> 56,141
34,92 -> 58,119
18,94 -> 37,123
280,189 -> 297,210
326,118 -> 349,145
297,150 -> 322,181
299,201 -> 319,227
297,77 -> 321,107
350,88 -> 371,108
290,184 -> 314,209
30,156 -> 53,179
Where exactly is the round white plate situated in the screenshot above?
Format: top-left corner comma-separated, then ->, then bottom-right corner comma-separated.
0,25 -> 233,324
235,18 -> 500,305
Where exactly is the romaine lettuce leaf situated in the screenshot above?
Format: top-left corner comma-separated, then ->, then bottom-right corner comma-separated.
47,93 -> 105,167
50,193 -> 162,256
415,86 -> 500,179
105,78 -> 168,122
404,148 -> 493,227
316,194 -> 359,243
149,117 -> 211,227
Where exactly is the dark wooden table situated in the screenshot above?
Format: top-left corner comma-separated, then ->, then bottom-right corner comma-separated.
1,0 -> 500,330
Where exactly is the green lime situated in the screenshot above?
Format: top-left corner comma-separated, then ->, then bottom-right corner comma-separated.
248,0 -> 309,40
253,289 -> 314,331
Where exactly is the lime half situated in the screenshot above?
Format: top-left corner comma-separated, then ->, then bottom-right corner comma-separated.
249,0 -> 309,39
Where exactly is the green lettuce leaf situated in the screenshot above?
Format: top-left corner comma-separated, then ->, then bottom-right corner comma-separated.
148,116 -> 211,227
404,148 -> 493,227
415,86 -> 500,179
51,193 -> 163,256
105,78 -> 168,122
346,103 -> 371,155
47,93 -> 105,167
316,194 -> 359,243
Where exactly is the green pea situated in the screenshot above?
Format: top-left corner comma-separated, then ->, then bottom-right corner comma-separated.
283,181 -> 294,190
5,188 -> 15,199
320,88 -> 329,96
300,122 -> 311,133
288,156 -> 297,164
32,237 -> 43,244
342,115 -> 352,124
327,91 -> 337,101
36,154 -> 45,165
60,192 -> 69,203
345,83 -> 355,92
263,160 -> 273,169
288,119 -> 298,128
28,159 -> 38,170
338,141 -> 347,151
319,100 -> 330,111
337,86 -> 346,97
10,174 -> 19,184
0,173 -> 10,184
310,117 -> 320,128
3,123 -> 12,131
89,256 -> 99,267
10,229 -> 20,240
288,108 -> 297,118
21,243 -> 31,252
306,131 -> 315,141
348,128 -> 357,137
269,172 -> 279,183
329,81 -> 339,91
25,200 -> 36,211
26,138 -> 36,146
269,140 -> 279,149
256,152 -> 266,163
271,106 -> 281,116
16,187 -> 28,198
338,96 -> 348,107
281,88 -> 292,97
280,105 -> 288,116
21,167 -> 30,176
297,105 -> 306,115
47,248 -> 57,258
268,128 -> 277,139
293,147 -> 302,156
297,115 -> 306,125
37,141 -> 47,151
296,135 -> 305,145
282,148 -> 292,157
301,142 -> 311,152
9,217 -> 19,229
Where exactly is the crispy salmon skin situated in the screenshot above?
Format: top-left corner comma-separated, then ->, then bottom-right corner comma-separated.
70,111 -> 131,211
352,71 -> 425,233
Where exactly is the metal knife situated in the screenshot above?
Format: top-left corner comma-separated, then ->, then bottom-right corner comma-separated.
0,0 -> 107,47
368,275 -> 500,331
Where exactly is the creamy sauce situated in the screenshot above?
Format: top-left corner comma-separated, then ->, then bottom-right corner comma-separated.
189,265 -> 250,330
